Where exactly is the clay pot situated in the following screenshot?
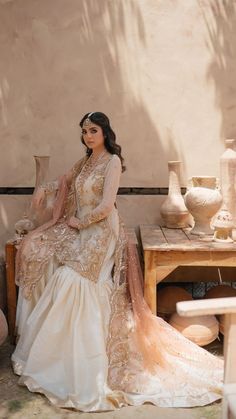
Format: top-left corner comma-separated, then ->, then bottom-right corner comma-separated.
157,286 -> 193,319
204,285 -> 236,336
218,315 -> 225,335
184,176 -> 222,236
160,161 -> 190,229
204,284 -> 236,299
0,309 -> 8,346
15,156 -> 53,236
169,313 -> 219,346
220,139 -> 236,226
212,206 -> 234,243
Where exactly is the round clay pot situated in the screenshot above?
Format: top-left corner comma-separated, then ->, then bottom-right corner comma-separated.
218,315 -> 225,335
169,313 -> 219,346
204,284 -> 236,299
184,176 -> 222,235
0,309 -> 8,346
157,286 -> 193,317
204,285 -> 236,337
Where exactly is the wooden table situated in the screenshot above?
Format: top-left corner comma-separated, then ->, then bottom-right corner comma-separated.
140,225 -> 236,315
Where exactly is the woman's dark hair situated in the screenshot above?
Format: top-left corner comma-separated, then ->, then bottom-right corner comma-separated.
79,112 -> 126,172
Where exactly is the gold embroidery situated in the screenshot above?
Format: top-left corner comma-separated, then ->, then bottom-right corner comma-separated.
18,155 -> 115,297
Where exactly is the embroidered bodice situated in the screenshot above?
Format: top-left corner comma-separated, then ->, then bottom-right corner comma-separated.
75,153 -> 122,228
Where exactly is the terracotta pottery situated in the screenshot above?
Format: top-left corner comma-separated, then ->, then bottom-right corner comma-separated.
15,156 -> 51,235
212,206 -> 234,243
169,313 -> 219,346
220,139 -> 236,226
218,315 -> 225,335
204,285 -> 236,336
184,176 -> 222,236
160,161 -> 190,228
0,309 -> 8,346
204,284 -> 236,299
157,286 -> 193,318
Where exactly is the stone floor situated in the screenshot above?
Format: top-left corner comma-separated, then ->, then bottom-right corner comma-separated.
0,339 -> 223,419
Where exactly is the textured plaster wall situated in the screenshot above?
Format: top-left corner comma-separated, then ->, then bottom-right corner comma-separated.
1,0 -> 236,254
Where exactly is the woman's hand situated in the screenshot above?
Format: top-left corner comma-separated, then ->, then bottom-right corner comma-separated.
67,216 -> 80,229
31,187 -> 46,208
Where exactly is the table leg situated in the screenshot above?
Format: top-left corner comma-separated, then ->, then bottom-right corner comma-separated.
156,266 -> 178,313
144,251 -> 157,314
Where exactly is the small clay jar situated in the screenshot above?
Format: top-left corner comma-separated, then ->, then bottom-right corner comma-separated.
157,286 -> 193,320
169,313 -> 219,346
212,206 -> 234,243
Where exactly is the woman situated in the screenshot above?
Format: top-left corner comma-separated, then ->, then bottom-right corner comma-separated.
12,112 -> 223,412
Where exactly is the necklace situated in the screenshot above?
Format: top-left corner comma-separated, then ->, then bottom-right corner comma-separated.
76,150 -> 108,192
88,149 -> 107,166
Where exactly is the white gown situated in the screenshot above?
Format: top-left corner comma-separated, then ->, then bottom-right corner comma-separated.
12,153 -> 223,412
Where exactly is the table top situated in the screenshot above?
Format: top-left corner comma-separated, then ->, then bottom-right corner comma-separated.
140,225 -> 236,252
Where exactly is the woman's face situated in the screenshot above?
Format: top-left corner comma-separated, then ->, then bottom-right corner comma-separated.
82,122 -> 105,151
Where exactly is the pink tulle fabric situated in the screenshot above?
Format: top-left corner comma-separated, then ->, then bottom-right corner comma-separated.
127,241 -> 167,370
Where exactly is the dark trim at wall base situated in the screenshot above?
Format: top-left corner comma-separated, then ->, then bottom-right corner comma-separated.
0,187 -> 187,196
0,188 -> 34,195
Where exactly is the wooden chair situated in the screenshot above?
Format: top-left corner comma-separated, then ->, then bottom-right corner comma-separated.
177,297 -> 236,419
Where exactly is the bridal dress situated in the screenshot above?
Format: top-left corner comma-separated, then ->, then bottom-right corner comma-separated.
12,152 -> 223,412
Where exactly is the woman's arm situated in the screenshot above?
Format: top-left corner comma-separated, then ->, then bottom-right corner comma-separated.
68,155 -> 121,229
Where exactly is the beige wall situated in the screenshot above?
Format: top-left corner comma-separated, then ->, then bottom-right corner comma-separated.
1,0 -> 236,255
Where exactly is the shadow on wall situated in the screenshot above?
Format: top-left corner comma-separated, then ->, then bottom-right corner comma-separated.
199,0 -> 236,140
0,0 -> 181,188
0,0 -> 185,246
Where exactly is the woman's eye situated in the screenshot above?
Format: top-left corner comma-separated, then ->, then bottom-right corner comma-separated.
91,129 -> 97,134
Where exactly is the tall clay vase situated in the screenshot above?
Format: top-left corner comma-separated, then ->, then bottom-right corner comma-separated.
15,156 -> 51,236
30,156 -> 51,226
33,155 -> 50,190
184,176 -> 222,236
160,161 -> 190,228
220,139 -> 236,226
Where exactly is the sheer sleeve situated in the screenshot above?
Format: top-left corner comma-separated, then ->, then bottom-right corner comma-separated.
76,155 -> 121,229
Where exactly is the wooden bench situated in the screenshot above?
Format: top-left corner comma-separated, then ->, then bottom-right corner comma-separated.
177,297 -> 236,419
140,225 -> 236,315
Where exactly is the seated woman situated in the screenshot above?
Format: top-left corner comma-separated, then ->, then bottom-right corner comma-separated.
12,112 -> 223,412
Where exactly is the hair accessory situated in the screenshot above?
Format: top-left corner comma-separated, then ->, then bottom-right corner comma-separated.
83,112 -> 94,127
